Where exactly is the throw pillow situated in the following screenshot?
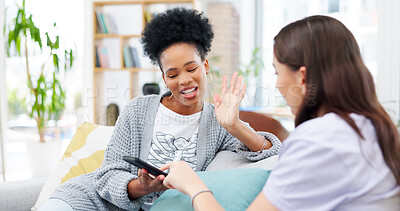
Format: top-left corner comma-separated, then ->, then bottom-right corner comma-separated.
150,168 -> 271,211
31,122 -> 114,210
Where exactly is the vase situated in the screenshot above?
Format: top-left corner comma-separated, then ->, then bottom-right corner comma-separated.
26,139 -> 63,178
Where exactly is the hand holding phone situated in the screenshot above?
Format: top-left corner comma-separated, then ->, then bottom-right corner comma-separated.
123,156 -> 168,177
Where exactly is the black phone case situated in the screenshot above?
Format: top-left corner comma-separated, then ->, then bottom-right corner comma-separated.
123,156 -> 168,176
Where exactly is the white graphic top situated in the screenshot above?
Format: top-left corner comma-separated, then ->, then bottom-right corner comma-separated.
147,103 -> 201,171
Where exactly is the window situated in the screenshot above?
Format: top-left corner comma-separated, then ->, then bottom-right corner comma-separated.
2,0 -> 84,181
258,0 -> 380,130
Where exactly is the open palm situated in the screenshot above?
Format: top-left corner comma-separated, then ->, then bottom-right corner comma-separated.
213,72 -> 246,128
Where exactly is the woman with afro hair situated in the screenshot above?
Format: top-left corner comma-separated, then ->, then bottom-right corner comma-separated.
40,8 -> 281,211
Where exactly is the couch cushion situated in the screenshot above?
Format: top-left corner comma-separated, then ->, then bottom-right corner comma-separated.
0,177 -> 47,211
150,168 -> 271,211
31,122 -> 113,210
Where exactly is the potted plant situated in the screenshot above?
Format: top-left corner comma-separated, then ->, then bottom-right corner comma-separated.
5,0 -> 74,142
5,0 -> 74,176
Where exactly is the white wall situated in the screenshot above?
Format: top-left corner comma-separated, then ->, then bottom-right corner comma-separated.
83,0 -> 94,123
377,0 -> 400,120
0,0 -> 7,181
240,0 -> 255,67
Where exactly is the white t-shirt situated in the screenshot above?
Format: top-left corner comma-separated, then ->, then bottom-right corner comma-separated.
147,103 -> 201,170
263,113 -> 400,211
142,104 -> 202,211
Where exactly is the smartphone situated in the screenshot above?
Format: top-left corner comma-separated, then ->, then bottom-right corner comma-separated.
123,156 -> 168,177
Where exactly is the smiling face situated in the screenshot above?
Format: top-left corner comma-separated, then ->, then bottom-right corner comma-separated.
160,43 -> 209,115
273,54 -> 305,116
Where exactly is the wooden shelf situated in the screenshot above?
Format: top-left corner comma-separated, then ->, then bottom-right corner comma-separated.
94,34 -> 142,39
94,67 -> 159,72
93,0 -> 194,6
92,0 -> 194,124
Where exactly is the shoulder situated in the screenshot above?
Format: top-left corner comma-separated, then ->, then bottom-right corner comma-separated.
123,95 -> 161,111
119,95 -> 161,119
281,113 -> 378,167
288,113 -> 372,146
126,95 -> 160,107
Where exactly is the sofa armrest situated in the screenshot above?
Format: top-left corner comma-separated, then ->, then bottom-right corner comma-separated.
0,177 -> 47,211
206,151 -> 278,171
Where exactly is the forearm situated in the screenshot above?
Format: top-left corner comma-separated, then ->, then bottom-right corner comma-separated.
95,169 -> 139,210
162,161 -> 225,211
192,192 -> 224,211
188,181 -> 224,211
128,179 -> 148,199
226,121 -> 272,152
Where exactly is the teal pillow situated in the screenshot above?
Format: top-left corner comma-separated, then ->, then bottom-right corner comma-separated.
150,168 -> 271,211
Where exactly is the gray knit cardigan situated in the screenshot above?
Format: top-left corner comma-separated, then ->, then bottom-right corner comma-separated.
51,95 -> 281,211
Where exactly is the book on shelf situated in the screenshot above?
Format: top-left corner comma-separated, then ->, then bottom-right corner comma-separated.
123,46 -> 133,68
144,11 -> 158,25
129,47 -> 141,68
95,9 -> 107,34
122,46 -> 141,68
95,9 -> 118,34
96,45 -> 110,68
107,15 -> 118,34
95,47 -> 101,67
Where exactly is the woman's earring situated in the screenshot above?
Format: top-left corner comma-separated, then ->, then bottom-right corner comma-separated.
207,73 -> 215,98
163,90 -> 173,100
208,73 -> 213,85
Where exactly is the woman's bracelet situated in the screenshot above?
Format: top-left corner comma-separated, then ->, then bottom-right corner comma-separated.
191,189 -> 213,207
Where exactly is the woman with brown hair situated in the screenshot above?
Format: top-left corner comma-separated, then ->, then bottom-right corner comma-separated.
160,15 -> 400,210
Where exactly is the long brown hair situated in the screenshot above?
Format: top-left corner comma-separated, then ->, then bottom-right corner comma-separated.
274,15 -> 400,185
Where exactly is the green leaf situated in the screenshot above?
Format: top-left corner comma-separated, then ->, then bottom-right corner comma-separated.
69,49 -> 74,68
27,15 -> 42,48
46,32 -> 51,47
16,36 -> 21,56
55,36 -> 59,49
53,54 -> 59,72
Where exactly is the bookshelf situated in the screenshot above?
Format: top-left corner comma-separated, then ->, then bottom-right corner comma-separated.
92,0 -> 195,124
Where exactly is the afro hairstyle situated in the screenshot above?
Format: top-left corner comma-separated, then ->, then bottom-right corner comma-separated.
141,8 -> 214,67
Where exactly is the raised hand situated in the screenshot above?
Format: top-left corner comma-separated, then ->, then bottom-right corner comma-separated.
213,72 -> 246,129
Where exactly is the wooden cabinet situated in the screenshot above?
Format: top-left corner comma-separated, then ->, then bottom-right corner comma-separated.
92,0 -> 194,124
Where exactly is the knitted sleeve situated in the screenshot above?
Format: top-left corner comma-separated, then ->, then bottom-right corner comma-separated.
94,99 -> 144,210
235,129 -> 282,161
205,102 -> 281,161
217,120 -> 282,161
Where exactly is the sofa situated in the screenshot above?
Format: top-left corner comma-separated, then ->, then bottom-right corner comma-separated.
0,111 -> 286,211
0,152 -> 279,211
0,176 -> 47,211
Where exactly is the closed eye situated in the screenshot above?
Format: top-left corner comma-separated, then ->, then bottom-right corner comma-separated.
188,67 -> 198,72
167,74 -> 177,79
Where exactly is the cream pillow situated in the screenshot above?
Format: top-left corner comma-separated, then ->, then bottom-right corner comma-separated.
31,122 -> 114,210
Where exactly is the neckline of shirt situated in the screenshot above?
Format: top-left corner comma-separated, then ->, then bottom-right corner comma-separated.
159,103 -> 203,118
